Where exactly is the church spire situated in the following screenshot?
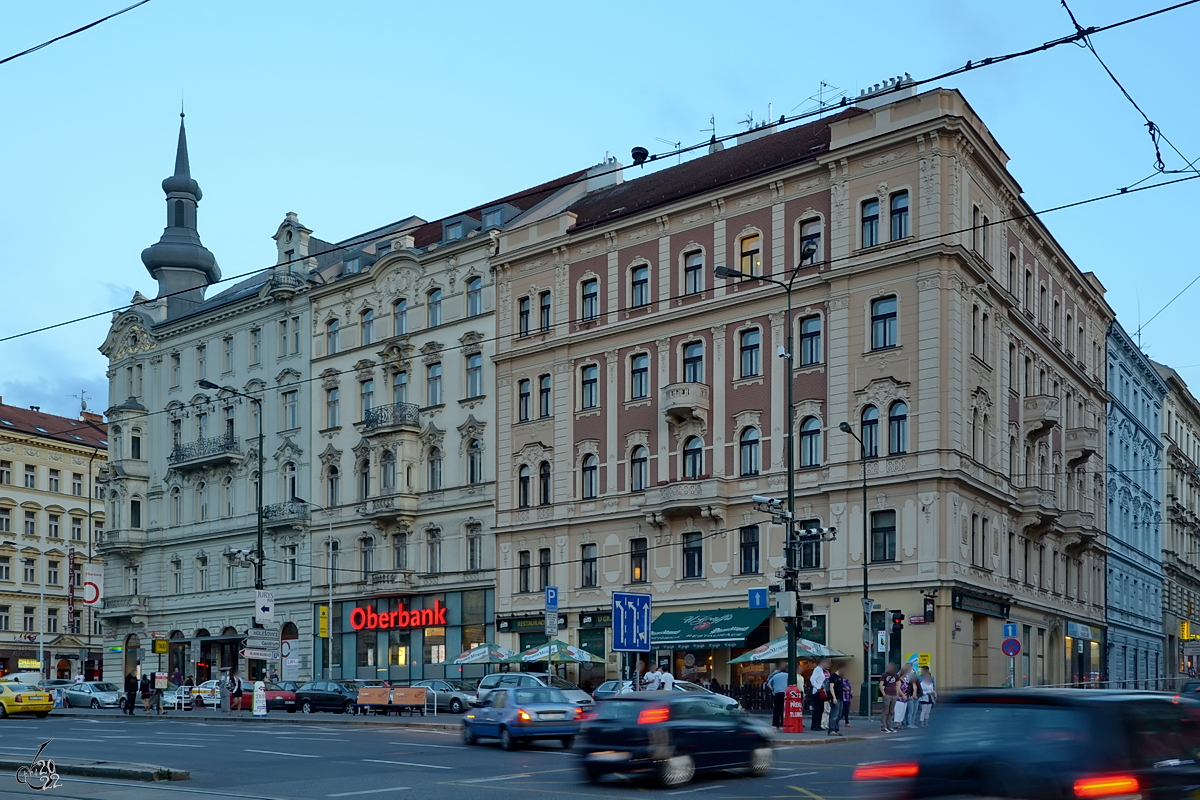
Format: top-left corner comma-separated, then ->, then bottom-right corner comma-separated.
141,113 -> 220,317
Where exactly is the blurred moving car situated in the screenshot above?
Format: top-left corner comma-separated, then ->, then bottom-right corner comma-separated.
854,689 -> 1200,800
160,683 -> 193,710
577,691 -> 772,787
463,686 -> 582,750
0,683 -> 54,719
294,679 -> 359,714
593,679 -> 740,710
412,679 -> 477,713
190,680 -> 223,708
477,672 -> 593,708
39,679 -> 73,689
62,681 -> 123,709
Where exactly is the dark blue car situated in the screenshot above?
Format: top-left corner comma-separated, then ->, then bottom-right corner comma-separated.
463,686 -> 582,750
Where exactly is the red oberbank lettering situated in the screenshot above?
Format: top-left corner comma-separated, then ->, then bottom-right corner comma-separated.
349,600 -> 446,631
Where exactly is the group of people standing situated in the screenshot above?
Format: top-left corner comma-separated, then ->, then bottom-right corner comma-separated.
640,664 -> 677,691
879,662 -> 936,732
121,669 -> 245,715
765,659 -> 936,734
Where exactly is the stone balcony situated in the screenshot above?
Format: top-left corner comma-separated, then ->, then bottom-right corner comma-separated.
1023,395 -> 1060,440
267,270 -> 305,300
101,594 -> 149,618
1065,427 -> 1099,467
355,493 -> 418,527
358,401 -> 420,433
641,477 -> 726,523
168,435 -> 243,471
1061,509 -> 1100,552
263,500 -> 311,529
1017,486 -> 1059,536
101,528 -> 146,552
368,569 -> 416,589
660,383 -> 711,426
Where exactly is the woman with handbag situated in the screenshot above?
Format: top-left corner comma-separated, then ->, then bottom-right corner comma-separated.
809,658 -> 830,732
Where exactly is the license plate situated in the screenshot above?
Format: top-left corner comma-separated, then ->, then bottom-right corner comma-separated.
286,700 -> 295,704
589,751 -> 631,762
541,712 -> 565,720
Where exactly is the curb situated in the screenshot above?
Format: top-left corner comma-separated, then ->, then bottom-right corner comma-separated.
48,710 -> 460,730
0,755 -> 189,782
772,735 -> 872,745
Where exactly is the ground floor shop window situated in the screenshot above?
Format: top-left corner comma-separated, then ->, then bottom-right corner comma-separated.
388,630 -> 410,666
673,649 -> 712,684
424,627 -> 446,664
519,632 -> 548,652
357,629 -> 376,668
577,628 -> 606,693
461,624 -> 485,654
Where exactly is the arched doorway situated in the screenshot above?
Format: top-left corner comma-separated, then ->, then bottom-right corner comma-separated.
195,629 -> 212,682
123,633 -> 141,678
168,630 -> 186,683
280,622 -> 300,683
56,659 -> 71,679
220,627 -> 240,680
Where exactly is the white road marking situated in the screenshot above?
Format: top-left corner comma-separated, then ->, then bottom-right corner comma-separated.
274,736 -> 346,742
245,749 -> 322,758
327,788 -> 411,797
64,777 -> 296,799
363,759 -> 452,770
667,786 -> 721,796
772,771 -> 818,779
458,774 -> 532,783
386,741 -> 466,750
137,741 -> 205,747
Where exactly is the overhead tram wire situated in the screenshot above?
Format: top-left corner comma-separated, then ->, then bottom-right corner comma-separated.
0,0 -> 153,67
4,0 -> 1200,346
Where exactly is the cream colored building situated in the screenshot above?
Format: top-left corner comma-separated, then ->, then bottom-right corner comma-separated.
0,399 -> 106,679
491,86 -> 1112,694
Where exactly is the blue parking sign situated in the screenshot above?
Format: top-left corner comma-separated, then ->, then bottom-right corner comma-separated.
545,586 -> 558,612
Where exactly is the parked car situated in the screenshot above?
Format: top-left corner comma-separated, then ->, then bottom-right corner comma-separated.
854,689 -> 1200,800
593,680 -> 739,710
1181,680 -> 1200,694
295,679 -> 359,714
577,691 -> 773,787
274,680 -> 301,693
61,681 -> 123,709
243,680 -> 297,712
477,672 -> 593,708
191,679 -> 223,708
39,679 -> 73,689
464,686 -> 582,750
0,682 -> 54,719
160,683 -> 193,710
412,679 -> 477,713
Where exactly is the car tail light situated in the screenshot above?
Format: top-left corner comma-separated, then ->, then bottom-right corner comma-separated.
575,707 -> 584,720
853,763 -> 919,780
637,706 -> 670,725
1073,775 -> 1140,798
14,696 -> 23,703
517,709 -> 532,721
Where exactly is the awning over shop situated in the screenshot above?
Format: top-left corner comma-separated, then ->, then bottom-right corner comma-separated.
651,607 -> 772,649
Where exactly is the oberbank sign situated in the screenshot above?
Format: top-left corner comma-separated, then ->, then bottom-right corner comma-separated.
349,601 -> 447,631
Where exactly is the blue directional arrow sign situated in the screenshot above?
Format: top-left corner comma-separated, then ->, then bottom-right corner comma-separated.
612,592 -> 652,652
1003,622 -> 1018,639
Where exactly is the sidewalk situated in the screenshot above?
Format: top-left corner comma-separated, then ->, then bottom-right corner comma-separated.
50,707 -> 460,729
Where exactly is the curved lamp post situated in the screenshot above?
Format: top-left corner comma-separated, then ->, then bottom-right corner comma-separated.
839,421 -> 872,720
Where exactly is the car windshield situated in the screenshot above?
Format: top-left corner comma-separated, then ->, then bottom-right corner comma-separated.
514,688 -> 568,705
335,681 -> 360,691
446,680 -> 476,691
675,682 -> 706,693
545,676 -> 577,691
262,683 -> 283,691
595,699 -> 647,722
8,684 -> 40,693
929,702 -> 1096,764
92,683 -> 119,692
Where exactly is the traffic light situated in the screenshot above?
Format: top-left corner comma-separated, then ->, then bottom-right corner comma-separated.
891,611 -> 905,634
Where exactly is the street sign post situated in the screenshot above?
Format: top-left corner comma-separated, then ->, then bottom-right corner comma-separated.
612,592 -> 652,652
545,586 -> 558,613
1001,638 -> 1022,657
255,590 -> 275,625
545,586 -> 559,637
1003,622 -> 1018,639
240,647 -> 282,661
245,630 -> 281,649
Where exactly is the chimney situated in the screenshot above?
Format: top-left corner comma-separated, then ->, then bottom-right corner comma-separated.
81,411 -> 104,424
30,406 -> 40,412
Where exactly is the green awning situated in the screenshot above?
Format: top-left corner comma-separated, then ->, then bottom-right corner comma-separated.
651,607 -> 773,649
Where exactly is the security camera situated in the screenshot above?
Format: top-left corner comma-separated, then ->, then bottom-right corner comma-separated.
777,346 -> 788,358
752,495 -> 782,506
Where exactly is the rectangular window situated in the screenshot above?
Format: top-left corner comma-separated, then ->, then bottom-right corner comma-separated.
519,551 -> 531,593
683,342 -> 704,383
23,606 -> 34,632
47,607 -> 58,634
683,532 -> 703,579
539,375 -> 552,417
48,469 -> 60,492
518,297 -> 531,336
24,465 -> 35,489
798,316 -> 821,366
170,353 -> 181,387
73,472 -> 84,496
47,560 -> 59,585
48,514 -> 60,539
539,548 -> 551,591
0,461 -> 9,484
631,266 -> 650,308
582,279 -> 599,321
871,510 -> 897,562
862,200 -> 880,247
0,606 -> 7,631
131,434 -> 141,460
326,387 -> 339,428
196,344 -> 207,379
427,363 -> 443,406
393,371 -> 408,405
799,518 -> 822,569
24,559 -> 36,584
631,354 -> 649,400
581,365 -> 599,409
428,290 -> 443,326
466,354 -> 483,398
292,316 -> 301,354
739,234 -> 761,275
283,545 -> 298,581
130,499 -> 142,529
871,296 -> 898,350
0,557 -> 8,581
739,329 -> 761,378
394,299 -> 408,335
518,380 -> 531,422
582,543 -> 598,587
251,328 -> 261,364
890,191 -> 909,240
630,538 -> 647,583
467,525 -> 482,571
740,526 -> 760,574
24,511 -> 35,536
197,556 -> 208,592
71,518 -> 82,541
223,336 -> 234,372
684,251 -> 704,294
539,291 -> 552,332
0,509 -> 8,533
283,390 -> 299,429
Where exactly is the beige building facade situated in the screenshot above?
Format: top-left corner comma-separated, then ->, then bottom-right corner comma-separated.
491,87 -> 1112,694
0,399 -> 106,679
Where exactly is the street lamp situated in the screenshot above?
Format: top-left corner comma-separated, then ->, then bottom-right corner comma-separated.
715,239 -> 817,691
838,421 -> 872,719
294,496 -> 334,680
4,540 -> 47,678
198,380 -> 264,593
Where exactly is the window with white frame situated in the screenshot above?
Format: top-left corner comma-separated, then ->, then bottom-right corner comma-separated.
467,277 -> 482,317
581,454 -> 598,499
539,291 -> 552,331
630,538 -> 647,583
800,417 -> 822,467
683,341 -> 704,383
327,466 -> 340,506
800,219 -> 822,263
582,279 -> 599,321
223,336 -> 234,372
862,199 -> 880,247
631,265 -> 650,308
631,353 -> 649,400
361,309 -> 375,346
739,329 -> 761,378
326,387 -> 339,428
22,558 -> 36,584
739,234 -> 761,275
683,436 -> 704,478
394,298 -> 408,335
467,439 -> 483,484
427,363 -> 442,406
739,428 -> 760,476
683,532 -> 703,578
428,448 -> 443,491
539,462 -> 552,505
467,525 -> 482,571
871,296 -> 898,350
393,533 -> 408,570
518,379 -> 531,422
518,465 -> 531,508
466,354 -> 483,398
326,319 -> 340,355
889,401 -> 908,455
861,406 -> 879,458
283,545 -> 298,581
47,514 -> 59,539
581,364 -> 599,409
428,289 -> 443,326
393,371 -> 408,405
684,251 -> 704,294
380,451 -> 396,493
890,191 -> 909,240
426,530 -> 441,573
283,389 -> 299,429
630,446 -> 648,493
581,543 -> 598,587
518,296 -> 531,336
539,374 -> 552,417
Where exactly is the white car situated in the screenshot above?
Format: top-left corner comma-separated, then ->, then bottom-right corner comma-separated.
190,680 -> 223,708
61,681 -> 123,709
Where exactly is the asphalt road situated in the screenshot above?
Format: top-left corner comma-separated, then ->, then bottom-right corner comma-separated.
0,713 -> 923,799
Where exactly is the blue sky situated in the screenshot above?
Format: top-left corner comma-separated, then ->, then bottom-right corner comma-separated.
2,0 -> 1198,417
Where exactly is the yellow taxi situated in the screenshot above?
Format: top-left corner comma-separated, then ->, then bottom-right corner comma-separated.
0,682 -> 54,718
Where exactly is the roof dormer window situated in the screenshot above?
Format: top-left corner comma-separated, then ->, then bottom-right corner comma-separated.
345,257 -> 361,275
446,222 -> 463,241
483,209 -> 503,229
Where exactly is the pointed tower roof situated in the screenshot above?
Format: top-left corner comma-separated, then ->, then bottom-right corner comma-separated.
162,112 -> 202,199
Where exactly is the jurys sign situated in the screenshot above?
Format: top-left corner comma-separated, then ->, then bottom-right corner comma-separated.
349,601 -> 447,631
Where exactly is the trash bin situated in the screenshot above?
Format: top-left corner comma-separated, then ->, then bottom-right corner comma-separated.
783,684 -> 805,733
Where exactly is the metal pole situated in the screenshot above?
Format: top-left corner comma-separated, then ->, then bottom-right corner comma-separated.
328,520 -> 333,680
784,285 -> 799,690
40,567 -> 45,679
255,398 -> 264,592
860,440 -> 870,720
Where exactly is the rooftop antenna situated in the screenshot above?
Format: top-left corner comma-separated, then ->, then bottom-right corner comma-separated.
656,137 -> 682,165
701,114 -> 715,139
70,390 -> 90,414
739,111 -> 754,130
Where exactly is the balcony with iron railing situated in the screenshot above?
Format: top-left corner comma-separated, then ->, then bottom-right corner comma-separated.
355,493 -> 418,525
168,434 -> 243,470
263,500 -> 311,529
368,569 -> 417,589
359,402 -> 420,433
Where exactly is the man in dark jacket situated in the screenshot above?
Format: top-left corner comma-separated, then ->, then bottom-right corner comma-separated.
123,672 -> 137,715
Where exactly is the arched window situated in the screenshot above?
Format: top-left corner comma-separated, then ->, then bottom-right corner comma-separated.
890,191 -> 909,240
326,319 -> 340,355
467,277 -> 482,317
170,487 -> 182,526
861,199 -> 880,247
222,477 -> 234,517
282,461 -> 297,500
393,533 -> 408,570
360,536 -> 374,580
539,461 -> 552,505
799,218 -> 822,263
328,540 -> 339,579
196,482 -> 208,522
683,341 -> 704,383
630,446 -> 648,492
739,428 -> 760,477
394,298 -> 408,335
800,418 -> 822,467
518,466 -> 531,508
327,466 -> 340,506
467,440 -> 483,484
631,265 -> 650,308
380,451 -> 396,493
358,459 -> 371,500
888,401 -> 908,455
428,448 -> 443,491
861,406 -> 879,458
360,309 -> 375,346
428,289 -> 443,326
581,454 -> 598,499
427,530 -> 441,573
683,436 -> 704,479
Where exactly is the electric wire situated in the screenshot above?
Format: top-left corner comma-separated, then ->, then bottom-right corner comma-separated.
0,0 -> 153,67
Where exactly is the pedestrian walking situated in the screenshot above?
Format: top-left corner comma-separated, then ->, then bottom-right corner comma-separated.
230,671 -> 244,716
893,665 -> 913,730
73,672 -> 84,684
905,667 -> 921,728
826,666 -> 844,736
809,658 -> 830,732
123,671 -> 137,715
918,666 -> 936,726
184,675 -> 195,687
838,665 -> 853,726
139,673 -> 152,713
880,663 -> 899,732
172,668 -> 182,686
766,662 -> 788,728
